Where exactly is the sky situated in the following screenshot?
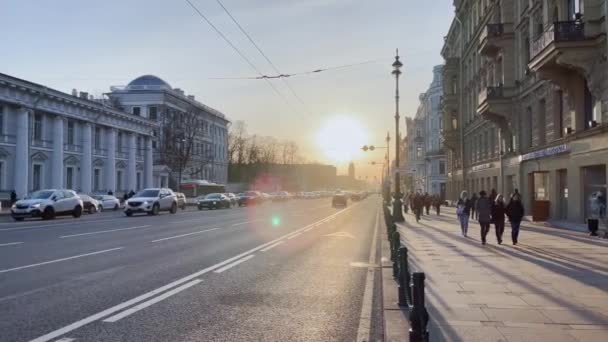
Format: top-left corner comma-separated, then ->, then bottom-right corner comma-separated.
0,0 -> 454,181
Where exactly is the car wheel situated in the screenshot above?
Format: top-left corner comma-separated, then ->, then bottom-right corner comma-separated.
13,217 -> 24,221
125,210 -> 133,217
151,203 -> 160,215
72,206 -> 83,218
43,207 -> 55,220
99,205 -> 104,212
170,203 -> 177,214
88,206 -> 97,214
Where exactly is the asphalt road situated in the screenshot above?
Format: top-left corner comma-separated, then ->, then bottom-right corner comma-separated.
0,196 -> 383,342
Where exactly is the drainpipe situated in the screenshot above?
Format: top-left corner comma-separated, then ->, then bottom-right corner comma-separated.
454,13 -> 466,193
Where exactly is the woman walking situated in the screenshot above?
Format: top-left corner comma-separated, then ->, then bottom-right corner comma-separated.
476,190 -> 493,245
506,193 -> 525,245
492,194 -> 506,244
456,191 -> 472,237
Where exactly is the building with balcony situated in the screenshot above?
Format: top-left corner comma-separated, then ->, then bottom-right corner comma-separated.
108,75 -> 230,186
441,0 -> 608,223
404,66 -> 448,198
0,73 -> 157,200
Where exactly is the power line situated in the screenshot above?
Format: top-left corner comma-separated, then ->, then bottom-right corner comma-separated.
213,0 -> 311,113
183,0 -> 304,116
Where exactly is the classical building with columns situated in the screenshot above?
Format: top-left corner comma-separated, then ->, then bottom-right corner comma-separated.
0,73 -> 157,199
441,0 -> 608,223
108,75 -> 229,186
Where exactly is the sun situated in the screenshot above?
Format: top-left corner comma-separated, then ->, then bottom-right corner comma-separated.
315,116 -> 368,163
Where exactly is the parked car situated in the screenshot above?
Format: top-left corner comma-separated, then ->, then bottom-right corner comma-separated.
93,194 -> 122,211
175,192 -> 187,210
11,189 -> 84,221
197,193 -> 231,210
124,188 -> 178,216
78,194 -> 100,214
224,193 -> 238,207
239,191 -> 262,206
332,192 -> 347,208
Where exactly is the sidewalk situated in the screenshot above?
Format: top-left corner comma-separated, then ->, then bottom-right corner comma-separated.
395,208 -> 608,341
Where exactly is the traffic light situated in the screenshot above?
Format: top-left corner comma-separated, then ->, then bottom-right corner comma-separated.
369,145 -> 375,151
362,145 -> 369,151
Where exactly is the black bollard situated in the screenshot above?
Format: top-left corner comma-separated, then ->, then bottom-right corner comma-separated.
397,246 -> 408,306
409,272 -> 430,342
391,231 -> 400,277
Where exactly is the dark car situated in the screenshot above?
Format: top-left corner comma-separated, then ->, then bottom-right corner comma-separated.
239,191 -> 261,206
175,192 -> 187,210
224,193 -> 238,207
351,192 -> 362,201
197,193 -> 231,210
332,192 -> 347,208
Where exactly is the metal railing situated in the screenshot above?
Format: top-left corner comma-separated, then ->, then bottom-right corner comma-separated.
383,205 -> 430,342
31,139 -> 53,148
115,151 -> 128,159
531,21 -> 585,58
0,134 -> 16,144
93,148 -> 108,156
64,143 -> 83,153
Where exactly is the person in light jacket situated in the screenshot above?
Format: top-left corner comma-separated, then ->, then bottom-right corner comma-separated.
476,190 -> 493,245
456,191 -> 473,237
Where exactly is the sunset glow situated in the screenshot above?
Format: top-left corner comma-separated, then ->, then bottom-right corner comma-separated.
315,116 -> 368,163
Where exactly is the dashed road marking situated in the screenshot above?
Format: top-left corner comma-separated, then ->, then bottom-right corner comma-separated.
260,241 -> 284,252
213,255 -> 255,273
0,241 -> 23,247
0,247 -> 123,274
60,226 -> 151,238
150,228 -> 220,243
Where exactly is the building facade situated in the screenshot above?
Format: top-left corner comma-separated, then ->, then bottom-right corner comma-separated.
405,66 -> 448,198
0,73 -> 156,199
108,75 -> 230,186
442,0 -> 608,223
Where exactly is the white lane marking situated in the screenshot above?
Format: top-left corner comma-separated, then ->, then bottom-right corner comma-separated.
213,255 -> 255,273
54,338 -> 75,342
0,247 -> 123,274
356,206 -> 380,342
28,202 -> 362,342
260,241 -> 284,252
150,228 -> 220,243
102,279 -> 202,323
231,219 -> 262,227
0,241 -> 24,247
0,218 -> 128,231
60,226 -> 151,238
303,226 -> 315,232
287,232 -> 302,240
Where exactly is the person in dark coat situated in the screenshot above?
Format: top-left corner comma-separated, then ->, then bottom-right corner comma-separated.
10,190 -> 17,205
424,192 -> 432,215
492,194 -> 506,244
413,191 -> 424,222
456,191 -> 473,237
506,193 -> 525,245
476,190 -> 493,245
128,190 -> 135,199
470,193 -> 478,220
433,195 -> 442,215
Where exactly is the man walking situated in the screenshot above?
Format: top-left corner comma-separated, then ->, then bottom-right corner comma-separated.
456,191 -> 472,237
476,190 -> 493,245
424,192 -> 432,215
506,193 -> 524,245
492,194 -> 506,244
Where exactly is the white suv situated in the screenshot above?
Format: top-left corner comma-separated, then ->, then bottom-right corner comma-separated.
11,189 -> 84,221
124,188 -> 178,216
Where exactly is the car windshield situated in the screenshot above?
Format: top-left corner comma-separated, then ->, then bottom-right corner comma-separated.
29,190 -> 55,200
135,190 -> 159,198
205,193 -> 221,199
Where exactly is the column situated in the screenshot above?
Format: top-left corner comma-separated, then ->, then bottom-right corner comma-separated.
14,108 -> 29,198
127,133 -> 136,192
144,136 -> 153,188
81,123 -> 92,193
52,116 -> 64,189
105,128 -> 116,193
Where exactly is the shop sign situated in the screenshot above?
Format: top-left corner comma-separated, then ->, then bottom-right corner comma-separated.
471,163 -> 493,172
521,144 -> 570,161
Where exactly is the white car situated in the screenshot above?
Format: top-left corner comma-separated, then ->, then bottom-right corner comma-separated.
93,195 -> 122,211
124,188 -> 178,216
11,189 -> 84,221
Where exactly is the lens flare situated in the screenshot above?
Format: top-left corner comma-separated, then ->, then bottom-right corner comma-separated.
271,216 -> 281,227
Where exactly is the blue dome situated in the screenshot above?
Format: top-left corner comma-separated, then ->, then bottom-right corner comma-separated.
127,75 -> 171,89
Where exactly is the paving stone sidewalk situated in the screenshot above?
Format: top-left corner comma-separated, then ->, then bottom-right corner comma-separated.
395,208 -> 608,342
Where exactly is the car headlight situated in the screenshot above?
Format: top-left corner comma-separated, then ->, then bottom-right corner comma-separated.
11,204 -> 16,210
142,201 -> 148,206
213,201 -> 217,205
30,203 -> 41,209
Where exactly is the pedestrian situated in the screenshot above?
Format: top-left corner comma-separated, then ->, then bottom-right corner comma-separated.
128,190 -> 135,199
403,191 -> 410,214
492,194 -> 506,244
123,192 -> 128,203
10,190 -> 17,205
470,192 -> 478,220
107,190 -> 113,196
456,191 -> 472,237
476,190 -> 493,245
410,191 -> 416,213
433,195 -> 442,215
414,191 -> 424,222
490,189 -> 497,203
424,192 -> 431,215
506,193 -> 524,245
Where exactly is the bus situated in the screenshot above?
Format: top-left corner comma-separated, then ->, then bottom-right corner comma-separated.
179,180 -> 225,199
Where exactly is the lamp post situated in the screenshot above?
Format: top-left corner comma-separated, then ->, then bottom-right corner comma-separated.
392,49 -> 405,222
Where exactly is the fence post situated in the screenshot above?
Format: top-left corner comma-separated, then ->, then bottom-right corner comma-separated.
398,246 -> 408,306
391,231 -> 400,277
409,272 -> 430,342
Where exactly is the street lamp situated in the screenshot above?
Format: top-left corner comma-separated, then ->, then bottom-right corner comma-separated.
392,49 -> 405,222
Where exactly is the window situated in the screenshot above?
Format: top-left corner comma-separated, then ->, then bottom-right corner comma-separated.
0,105 -> 4,134
555,90 -> 564,137
136,172 -> 142,190
66,167 -> 74,189
523,37 -> 530,64
132,107 -> 141,116
148,106 -> 158,120
67,120 -> 75,145
94,169 -> 101,190
439,161 -> 446,175
526,106 -> 533,147
94,126 -> 102,148
117,132 -> 123,152
538,99 -> 546,145
33,113 -> 43,140
584,83 -> 594,128
0,161 -> 3,189
63,190 -> 75,198
33,164 -> 42,191
116,170 -> 123,191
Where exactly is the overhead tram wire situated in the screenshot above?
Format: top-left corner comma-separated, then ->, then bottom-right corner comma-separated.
183,0 -> 304,117
208,60 -> 378,80
213,0 -> 311,113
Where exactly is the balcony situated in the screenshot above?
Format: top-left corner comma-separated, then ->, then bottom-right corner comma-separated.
116,150 -> 128,159
31,139 -> 53,148
442,129 -> 459,152
64,143 -> 83,153
477,86 -> 517,126
0,134 -> 16,144
93,148 -> 108,156
441,93 -> 458,113
478,23 -> 514,57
